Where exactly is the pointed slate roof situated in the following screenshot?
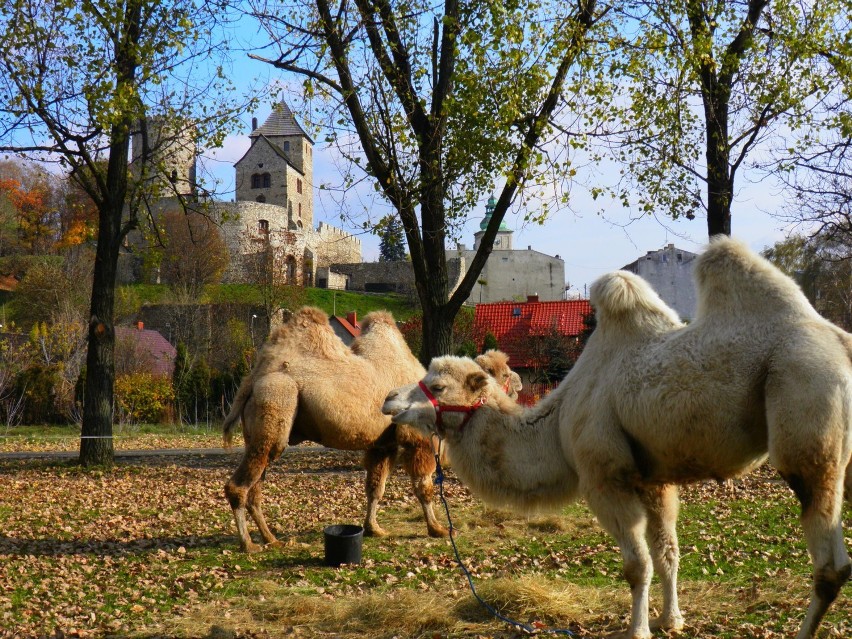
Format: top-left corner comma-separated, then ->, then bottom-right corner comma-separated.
250,102 -> 313,142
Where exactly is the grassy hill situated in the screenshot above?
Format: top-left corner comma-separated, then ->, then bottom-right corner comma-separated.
122,283 -> 420,322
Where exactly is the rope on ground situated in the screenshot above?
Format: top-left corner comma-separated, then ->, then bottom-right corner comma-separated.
432,442 -> 575,636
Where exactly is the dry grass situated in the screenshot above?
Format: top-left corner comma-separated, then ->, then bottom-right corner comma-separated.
0,445 -> 849,639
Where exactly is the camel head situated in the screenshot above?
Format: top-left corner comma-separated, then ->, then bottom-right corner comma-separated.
383,355 -> 516,440
475,349 -> 522,400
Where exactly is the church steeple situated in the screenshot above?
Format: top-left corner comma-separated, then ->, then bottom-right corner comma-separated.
480,194 -> 509,232
473,192 -> 512,250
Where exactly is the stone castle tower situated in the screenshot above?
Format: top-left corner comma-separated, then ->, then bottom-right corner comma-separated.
130,117 -> 197,197
234,103 -> 314,231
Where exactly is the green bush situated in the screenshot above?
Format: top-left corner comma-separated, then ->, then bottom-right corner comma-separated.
114,372 -> 175,424
15,364 -> 63,424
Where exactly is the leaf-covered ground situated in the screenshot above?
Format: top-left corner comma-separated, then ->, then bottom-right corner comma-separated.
0,441 -> 849,639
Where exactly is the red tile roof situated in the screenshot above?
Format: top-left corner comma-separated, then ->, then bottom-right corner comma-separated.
474,299 -> 593,368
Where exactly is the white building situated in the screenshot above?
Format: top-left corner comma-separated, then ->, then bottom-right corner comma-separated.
621,243 -> 698,320
456,196 -> 566,303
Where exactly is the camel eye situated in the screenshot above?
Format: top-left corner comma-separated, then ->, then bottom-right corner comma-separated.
430,384 -> 445,394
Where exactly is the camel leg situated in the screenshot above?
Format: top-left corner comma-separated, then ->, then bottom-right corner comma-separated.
247,456 -> 285,547
406,438 -> 448,537
223,373 -> 296,553
396,425 -> 448,537
642,484 -> 684,631
586,483 -> 654,639
780,468 -> 851,639
363,444 -> 396,537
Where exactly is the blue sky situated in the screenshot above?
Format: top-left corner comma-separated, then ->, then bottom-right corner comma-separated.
203,55 -> 794,299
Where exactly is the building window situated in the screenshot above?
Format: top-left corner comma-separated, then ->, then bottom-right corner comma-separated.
298,202 -> 302,218
297,178 -> 302,194
256,195 -> 266,203
262,173 -> 271,188
283,141 -> 290,153
259,219 -> 269,233
251,173 -> 261,189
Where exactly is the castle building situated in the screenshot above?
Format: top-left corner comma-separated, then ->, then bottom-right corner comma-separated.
125,102 -> 361,288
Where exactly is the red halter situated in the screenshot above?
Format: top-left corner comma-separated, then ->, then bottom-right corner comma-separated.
418,380 -> 487,432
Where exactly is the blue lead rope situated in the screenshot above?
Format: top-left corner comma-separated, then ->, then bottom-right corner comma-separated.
432,446 -> 575,636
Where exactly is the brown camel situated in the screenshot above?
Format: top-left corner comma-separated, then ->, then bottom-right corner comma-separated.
222,305 -> 520,552
222,307 -> 445,552
383,237 -> 851,639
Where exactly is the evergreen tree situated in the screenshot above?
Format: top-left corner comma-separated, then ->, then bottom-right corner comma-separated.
378,216 -> 406,262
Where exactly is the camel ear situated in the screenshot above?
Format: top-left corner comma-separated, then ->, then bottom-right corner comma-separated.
464,370 -> 489,393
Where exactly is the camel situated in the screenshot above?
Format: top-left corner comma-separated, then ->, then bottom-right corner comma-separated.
382,237 -> 852,639
222,306 -> 447,552
475,349 -> 522,400
222,306 -> 520,553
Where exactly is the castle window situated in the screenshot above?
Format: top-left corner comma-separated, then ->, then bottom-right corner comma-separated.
169,169 -> 178,184
297,220 -> 303,230
256,195 -> 266,203
297,178 -> 302,194
298,202 -> 302,217
262,173 -> 271,188
283,141 -> 290,153
259,219 -> 269,233
251,173 -> 261,189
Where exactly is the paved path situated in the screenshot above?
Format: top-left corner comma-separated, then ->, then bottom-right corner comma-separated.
0,445 -> 333,461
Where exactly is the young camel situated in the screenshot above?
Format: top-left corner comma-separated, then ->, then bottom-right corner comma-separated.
475,349 -> 522,400
382,237 -> 851,639
223,307 -> 447,552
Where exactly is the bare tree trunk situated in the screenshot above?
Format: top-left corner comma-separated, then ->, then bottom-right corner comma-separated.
79,1 -> 141,466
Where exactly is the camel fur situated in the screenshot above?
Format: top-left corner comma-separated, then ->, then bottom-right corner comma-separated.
223,306 -> 447,552
475,349 -> 522,400
382,237 -> 851,639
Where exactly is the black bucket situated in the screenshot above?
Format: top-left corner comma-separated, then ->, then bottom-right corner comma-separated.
323,524 -> 363,567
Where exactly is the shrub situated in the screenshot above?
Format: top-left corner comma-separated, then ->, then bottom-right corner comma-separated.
114,372 -> 175,425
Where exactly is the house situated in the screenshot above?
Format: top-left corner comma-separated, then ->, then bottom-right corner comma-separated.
115,322 -> 177,377
329,311 -> 361,345
621,243 -> 698,320
474,295 -> 593,400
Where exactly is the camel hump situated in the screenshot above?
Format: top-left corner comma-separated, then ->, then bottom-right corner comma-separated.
267,306 -> 331,343
694,236 -> 814,316
360,310 -> 397,332
590,270 -> 683,330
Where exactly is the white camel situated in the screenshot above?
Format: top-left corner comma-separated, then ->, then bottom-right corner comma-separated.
382,237 -> 851,639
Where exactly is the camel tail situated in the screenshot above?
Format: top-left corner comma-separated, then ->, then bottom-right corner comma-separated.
222,375 -> 253,448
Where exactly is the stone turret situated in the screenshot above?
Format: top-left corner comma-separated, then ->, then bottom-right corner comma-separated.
234,102 -> 314,231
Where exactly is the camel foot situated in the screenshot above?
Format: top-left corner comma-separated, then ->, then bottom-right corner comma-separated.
241,540 -> 264,554
650,613 -> 684,632
428,524 -> 450,538
604,631 -> 648,639
364,523 -> 388,537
